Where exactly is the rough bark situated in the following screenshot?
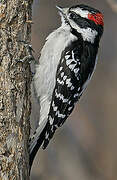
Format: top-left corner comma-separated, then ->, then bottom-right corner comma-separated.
0,0 -> 33,179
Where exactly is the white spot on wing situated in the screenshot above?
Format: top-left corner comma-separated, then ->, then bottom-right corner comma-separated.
49,117 -> 54,125
74,93 -> 79,98
66,78 -> 72,87
55,90 -> 68,103
66,51 -> 70,55
72,50 -> 75,60
68,106 -> 73,111
60,67 -> 63,71
57,78 -> 64,85
61,72 -> 64,77
68,101 -> 71,104
71,86 -> 75,90
69,64 -> 76,70
52,101 -> 58,111
65,55 -> 70,60
63,75 -> 67,80
56,110 -> 66,118
78,87 -> 81,91
45,132 -> 49,139
66,59 -> 72,66
74,68 -> 79,74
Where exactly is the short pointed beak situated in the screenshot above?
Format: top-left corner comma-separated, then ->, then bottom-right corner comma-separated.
56,6 -> 68,15
56,6 -> 63,12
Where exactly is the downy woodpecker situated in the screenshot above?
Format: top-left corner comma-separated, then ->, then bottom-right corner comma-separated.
29,4 -> 104,168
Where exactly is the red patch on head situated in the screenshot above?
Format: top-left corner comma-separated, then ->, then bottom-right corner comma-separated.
88,13 -> 104,26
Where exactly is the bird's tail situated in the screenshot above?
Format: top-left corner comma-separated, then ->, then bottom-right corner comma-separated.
29,96 -> 50,171
29,121 -> 47,170
29,119 -> 47,153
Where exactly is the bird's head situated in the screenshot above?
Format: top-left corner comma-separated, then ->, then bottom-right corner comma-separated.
56,4 -> 104,43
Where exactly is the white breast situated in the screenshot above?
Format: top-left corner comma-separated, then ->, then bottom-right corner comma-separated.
33,26 -> 77,130
34,26 -> 77,101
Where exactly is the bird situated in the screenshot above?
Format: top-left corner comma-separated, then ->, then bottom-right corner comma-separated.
29,4 -> 104,168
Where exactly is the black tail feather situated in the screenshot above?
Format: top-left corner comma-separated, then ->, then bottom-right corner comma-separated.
29,125 -> 47,174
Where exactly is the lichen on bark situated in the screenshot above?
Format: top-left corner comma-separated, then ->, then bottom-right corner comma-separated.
0,0 -> 33,179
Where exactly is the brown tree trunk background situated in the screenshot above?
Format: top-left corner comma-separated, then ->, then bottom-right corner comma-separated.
0,0 -> 33,179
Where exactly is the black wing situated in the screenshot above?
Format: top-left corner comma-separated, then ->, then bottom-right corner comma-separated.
42,39 -> 98,149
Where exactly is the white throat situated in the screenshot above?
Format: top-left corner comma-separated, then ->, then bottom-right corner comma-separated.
76,26 -> 98,43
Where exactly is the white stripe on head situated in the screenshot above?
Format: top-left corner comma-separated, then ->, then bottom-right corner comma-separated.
71,7 -> 89,19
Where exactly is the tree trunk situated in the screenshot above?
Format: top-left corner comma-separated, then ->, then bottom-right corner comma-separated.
0,0 -> 33,179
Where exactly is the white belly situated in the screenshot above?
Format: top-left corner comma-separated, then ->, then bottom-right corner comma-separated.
34,27 -> 77,102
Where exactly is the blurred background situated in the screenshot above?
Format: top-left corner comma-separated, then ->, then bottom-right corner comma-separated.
30,0 -> 117,179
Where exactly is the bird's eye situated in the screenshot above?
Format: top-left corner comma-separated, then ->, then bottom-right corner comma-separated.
69,12 -> 77,20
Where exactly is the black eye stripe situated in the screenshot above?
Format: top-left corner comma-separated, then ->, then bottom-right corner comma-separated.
68,11 -> 98,31
69,11 -> 90,26
69,11 -> 81,19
